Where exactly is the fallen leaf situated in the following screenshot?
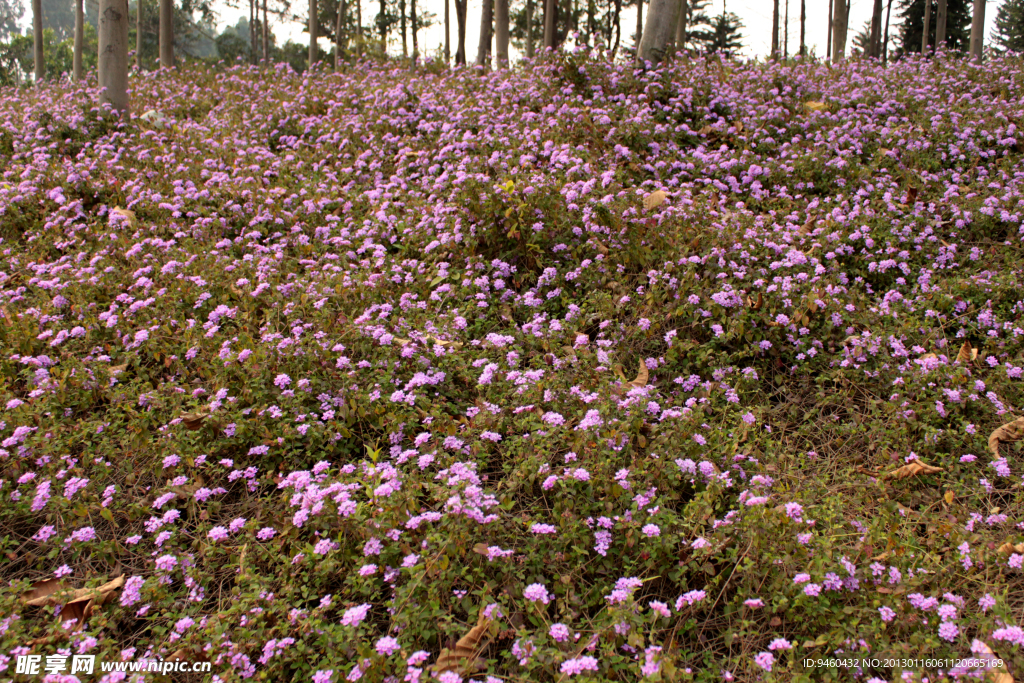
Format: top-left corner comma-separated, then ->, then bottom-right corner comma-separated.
997,541 -> 1024,555
803,100 -> 827,111
433,608 -> 493,676
592,239 -> 609,255
989,416 -> 1024,458
643,190 -> 667,211
974,641 -> 1013,683
627,360 -> 649,389
109,207 -> 137,229
944,490 -> 955,505
882,460 -> 944,480
109,363 -> 127,374
956,341 -> 978,363
22,576 -> 124,633
180,413 -> 207,431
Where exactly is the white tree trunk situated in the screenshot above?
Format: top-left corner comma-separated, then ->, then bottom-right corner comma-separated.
831,0 -> 847,61
309,0 -> 318,67
969,0 -> 985,60
160,0 -> 174,67
33,0 -> 43,81
74,0 -> 84,79
935,0 -> 947,49
921,0 -> 930,53
495,0 -> 508,66
636,0 -> 679,66
476,0 -> 491,65
99,0 -> 130,117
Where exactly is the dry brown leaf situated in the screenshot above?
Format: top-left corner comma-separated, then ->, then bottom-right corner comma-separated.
975,641 -> 1014,683
803,100 -> 827,112
433,608 -> 493,675
472,543 -> 490,557
870,551 -> 891,561
697,125 -> 713,136
997,541 -> 1024,555
799,216 -> 815,235
180,413 -> 207,431
643,190 -> 667,211
109,363 -> 127,374
989,416 -> 1024,458
956,341 -> 978,363
22,579 -> 65,605
882,460 -> 944,480
592,239 -> 609,255
109,207 -> 137,229
919,352 -> 937,361
628,360 -> 649,389
22,576 -> 124,633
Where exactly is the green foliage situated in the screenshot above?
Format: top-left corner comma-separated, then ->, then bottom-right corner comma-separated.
703,12 -> 743,54
0,24 -> 97,84
895,0 -> 972,56
994,0 -> 1024,53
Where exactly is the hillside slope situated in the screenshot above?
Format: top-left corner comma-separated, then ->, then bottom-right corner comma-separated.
1,50 -> 1024,682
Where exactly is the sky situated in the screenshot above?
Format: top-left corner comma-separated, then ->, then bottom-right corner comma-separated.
14,0 -> 1002,62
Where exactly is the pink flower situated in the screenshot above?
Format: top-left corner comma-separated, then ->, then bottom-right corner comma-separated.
524,583 -> 551,604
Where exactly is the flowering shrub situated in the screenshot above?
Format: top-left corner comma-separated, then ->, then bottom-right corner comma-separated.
1,46 -> 1024,682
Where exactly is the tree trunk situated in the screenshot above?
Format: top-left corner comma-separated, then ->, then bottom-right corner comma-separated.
673,0 -> 685,51
935,0 -> 946,50
495,0 -> 508,66
33,0 -> 43,81
309,0 -> 318,67
134,0 -> 141,70
356,0 -> 362,57
771,0 -> 778,57
400,0 -> 406,56
921,0 -> 930,53
634,0 -> 641,48
868,0 -> 881,58
455,0 -> 466,62
99,0 -> 130,117
476,0 -> 491,66
543,0 -> 554,49
882,0 -> 892,63
250,0 -> 255,63
799,0 -> 805,55
74,0 -> 84,79
160,0 -> 173,67
612,0 -> 620,56
526,0 -> 533,57
831,0 -> 847,61
826,0 -> 832,57
262,0 -> 269,62
411,0 -> 418,59
969,0 -> 984,60
784,0 -> 788,57
635,0 -> 678,66
335,0 -> 345,68
445,0 -> 450,62
379,0 -> 386,52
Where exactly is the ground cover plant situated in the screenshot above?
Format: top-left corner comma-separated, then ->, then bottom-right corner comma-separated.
1,46 -> 1024,683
